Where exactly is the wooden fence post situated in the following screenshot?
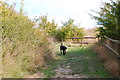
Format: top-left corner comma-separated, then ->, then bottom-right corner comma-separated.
81,38 -> 82,46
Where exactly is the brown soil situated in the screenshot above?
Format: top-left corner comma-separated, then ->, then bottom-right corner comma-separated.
52,63 -> 88,78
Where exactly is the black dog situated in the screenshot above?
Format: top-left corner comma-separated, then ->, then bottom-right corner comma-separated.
60,43 -> 67,55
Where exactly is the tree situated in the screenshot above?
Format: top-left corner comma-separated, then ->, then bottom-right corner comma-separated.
54,18 -> 84,41
91,0 -> 120,40
35,15 -> 58,36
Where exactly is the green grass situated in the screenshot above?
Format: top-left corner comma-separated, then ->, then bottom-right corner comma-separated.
41,67 -> 55,77
40,43 -> 113,78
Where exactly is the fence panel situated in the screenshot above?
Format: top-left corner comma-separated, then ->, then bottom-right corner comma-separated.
61,37 -> 98,46
103,36 -> 120,57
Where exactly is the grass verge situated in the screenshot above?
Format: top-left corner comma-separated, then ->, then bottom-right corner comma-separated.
91,44 -> 119,77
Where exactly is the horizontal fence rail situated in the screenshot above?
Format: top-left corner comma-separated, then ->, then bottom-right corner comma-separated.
103,36 -> 120,58
61,36 -> 120,58
61,37 -> 97,39
104,36 -> 120,44
61,37 -> 98,46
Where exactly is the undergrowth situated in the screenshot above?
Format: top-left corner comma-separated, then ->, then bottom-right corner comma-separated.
1,2 -> 56,78
91,44 -> 119,77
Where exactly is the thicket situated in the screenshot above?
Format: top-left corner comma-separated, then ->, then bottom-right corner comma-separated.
34,15 -> 58,37
91,0 -> 120,40
1,2 -> 56,78
55,19 -> 84,41
35,16 -> 85,41
35,16 -> 84,41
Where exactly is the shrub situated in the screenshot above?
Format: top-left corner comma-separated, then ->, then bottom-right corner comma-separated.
1,2 -> 56,78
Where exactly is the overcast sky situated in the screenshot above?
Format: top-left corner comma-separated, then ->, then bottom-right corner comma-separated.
4,0 -> 112,29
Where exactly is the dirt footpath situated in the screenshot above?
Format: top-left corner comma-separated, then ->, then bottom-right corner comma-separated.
51,46 -> 112,78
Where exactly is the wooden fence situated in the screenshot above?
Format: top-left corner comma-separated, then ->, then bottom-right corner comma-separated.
103,36 -> 120,58
61,37 -> 98,46
61,36 -> 120,58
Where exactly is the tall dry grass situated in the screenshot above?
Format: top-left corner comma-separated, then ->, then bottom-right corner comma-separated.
91,44 -> 119,77
2,29 -> 56,78
1,2 -> 56,78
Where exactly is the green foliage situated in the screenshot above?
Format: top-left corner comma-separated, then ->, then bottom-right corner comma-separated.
55,19 -> 84,41
1,2 -> 56,78
34,17 -> 84,41
41,67 -> 55,77
91,1 -> 120,40
34,15 -> 58,36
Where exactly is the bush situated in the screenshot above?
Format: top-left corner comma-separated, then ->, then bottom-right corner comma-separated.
1,2 -> 56,78
54,19 -> 85,41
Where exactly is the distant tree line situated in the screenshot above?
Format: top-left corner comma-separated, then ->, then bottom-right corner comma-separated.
35,16 -> 84,41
